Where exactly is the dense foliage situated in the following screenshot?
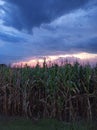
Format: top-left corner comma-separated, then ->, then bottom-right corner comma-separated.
0,62 -> 97,121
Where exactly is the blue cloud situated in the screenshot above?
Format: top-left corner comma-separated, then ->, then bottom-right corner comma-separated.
0,32 -> 26,42
0,0 -> 97,64
4,0 -> 90,30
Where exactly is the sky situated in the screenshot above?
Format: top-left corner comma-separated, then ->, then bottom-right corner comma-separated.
0,0 -> 97,66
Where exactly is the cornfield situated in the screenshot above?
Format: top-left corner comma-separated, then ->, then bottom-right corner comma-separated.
0,62 -> 97,121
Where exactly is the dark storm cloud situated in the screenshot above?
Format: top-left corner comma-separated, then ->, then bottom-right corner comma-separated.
4,0 -> 89,30
0,54 -> 18,64
0,32 -> 26,42
79,37 -> 97,54
0,0 -> 97,64
28,4 -> 97,55
2,1 -> 24,30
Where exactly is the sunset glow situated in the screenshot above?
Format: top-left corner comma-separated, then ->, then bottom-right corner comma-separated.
12,52 -> 97,67
72,53 -> 97,60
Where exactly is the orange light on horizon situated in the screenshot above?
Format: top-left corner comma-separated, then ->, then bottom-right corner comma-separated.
12,52 -> 97,67
73,53 -> 97,59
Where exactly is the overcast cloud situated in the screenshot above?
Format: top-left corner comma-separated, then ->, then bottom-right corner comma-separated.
0,0 -> 97,63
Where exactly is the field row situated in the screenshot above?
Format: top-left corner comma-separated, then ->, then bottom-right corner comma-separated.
0,62 -> 97,121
